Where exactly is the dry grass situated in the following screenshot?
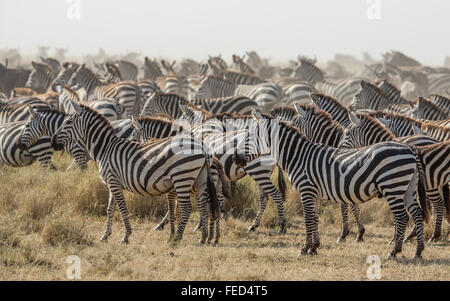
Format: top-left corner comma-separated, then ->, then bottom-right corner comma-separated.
0,154 -> 448,280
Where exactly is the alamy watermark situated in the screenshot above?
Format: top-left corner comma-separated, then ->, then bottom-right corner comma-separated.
66,255 -> 81,279
66,0 -> 81,20
366,255 -> 381,280
366,0 -> 381,20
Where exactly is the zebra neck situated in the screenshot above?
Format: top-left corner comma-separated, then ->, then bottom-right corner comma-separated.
275,123 -> 321,174
83,115 -> 118,162
42,112 -> 66,135
84,75 -> 103,95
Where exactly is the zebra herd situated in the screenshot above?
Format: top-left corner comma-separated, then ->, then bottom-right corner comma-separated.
1,50 -> 450,260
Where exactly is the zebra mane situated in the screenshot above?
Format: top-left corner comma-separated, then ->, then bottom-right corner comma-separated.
204,112 -> 236,121
106,62 -> 122,76
420,121 -> 450,134
34,107 -> 66,115
134,115 -> 184,131
297,104 -> 345,131
269,105 -> 297,116
353,112 -> 395,138
61,86 -> 81,102
32,61 -> 54,72
202,75 -> 234,85
78,104 -> 114,129
382,112 -> 421,125
310,93 -> 347,111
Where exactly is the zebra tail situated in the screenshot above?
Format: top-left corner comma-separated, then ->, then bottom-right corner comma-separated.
443,184 -> 450,223
211,156 -> 231,199
277,166 -> 287,202
206,157 -> 219,217
416,153 -> 430,224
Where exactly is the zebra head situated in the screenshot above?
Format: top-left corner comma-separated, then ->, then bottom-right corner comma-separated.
129,116 -> 144,142
339,111 -> 364,148
17,106 -> 45,150
51,100 -> 83,150
26,61 -> 55,93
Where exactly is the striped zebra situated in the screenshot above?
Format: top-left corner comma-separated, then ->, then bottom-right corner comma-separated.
25,61 -> 58,93
194,76 -> 283,109
280,81 -> 316,105
57,86 -> 125,121
412,97 -> 448,120
232,54 -> 255,74
234,110 -> 429,258
191,95 -> 258,116
103,62 -> 123,83
427,71 -> 450,96
117,60 -> 138,81
224,71 -> 265,85
350,80 -> 413,115
376,79 -> 412,105
339,112 -> 447,243
290,104 -> 364,242
309,92 -> 351,127
291,59 -> 362,105
269,106 -> 298,122
1,120 -> 55,169
51,101 -> 225,244
0,99 -> 51,123
129,114 -> 289,234
142,92 -> 258,119
69,64 -> 140,115
428,94 -> 450,116
17,107 -> 90,170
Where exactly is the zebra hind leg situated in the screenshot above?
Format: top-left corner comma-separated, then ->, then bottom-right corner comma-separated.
351,204 -> 365,242
337,203 -> 350,243
428,192 -> 445,244
248,188 -> 268,232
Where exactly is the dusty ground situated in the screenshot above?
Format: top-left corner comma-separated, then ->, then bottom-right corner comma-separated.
0,156 -> 448,281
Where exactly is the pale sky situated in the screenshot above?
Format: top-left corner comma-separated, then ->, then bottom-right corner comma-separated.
1,0 -> 449,65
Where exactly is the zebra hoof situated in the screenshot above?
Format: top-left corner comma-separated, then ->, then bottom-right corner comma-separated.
307,249 -> 318,256
412,255 -> 423,261
277,225 -> 287,235
355,237 -> 364,243
248,225 -> 257,232
386,253 -> 395,260
120,238 -> 129,245
336,237 -> 346,243
427,236 -> 440,244
99,237 -> 109,243
154,224 -> 165,231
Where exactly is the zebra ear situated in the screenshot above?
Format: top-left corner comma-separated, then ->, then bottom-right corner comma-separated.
27,105 -> 37,118
377,117 -> 391,128
294,103 -> 306,118
360,80 -> 367,89
348,111 -> 361,126
130,116 -> 143,131
412,125 -> 423,135
251,109 -> 263,121
69,99 -> 82,114
309,92 -> 318,104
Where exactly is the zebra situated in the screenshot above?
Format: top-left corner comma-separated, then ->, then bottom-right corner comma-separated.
0,99 -> 51,124
428,94 -> 450,116
57,86 -> 125,121
224,71 -> 265,85
116,60 -> 138,81
280,81 -> 316,105
128,114 -> 289,234
309,92 -> 351,127
232,54 -> 255,74
25,61 -> 58,94
412,97 -> 449,120
194,76 -> 283,109
17,107 -> 90,170
191,95 -> 258,116
339,111 -> 447,243
350,80 -> 413,114
290,104 -> 365,242
69,64 -> 140,116
234,110 -> 429,258
51,101 -> 225,245
1,120 -> 55,169
291,58 -> 362,105
269,106 -> 298,122
376,79 -> 412,105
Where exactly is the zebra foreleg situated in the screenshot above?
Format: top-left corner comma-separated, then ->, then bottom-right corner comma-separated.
298,190 -> 319,256
167,191 -> 177,241
107,179 -> 132,244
